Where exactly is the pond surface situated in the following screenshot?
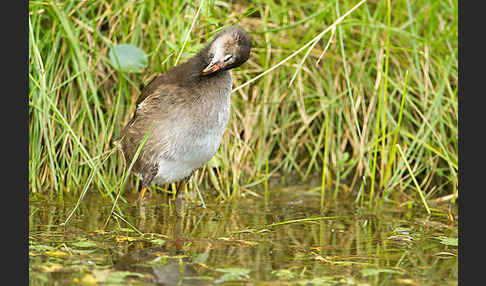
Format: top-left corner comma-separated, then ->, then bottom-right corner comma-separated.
29,186 -> 457,285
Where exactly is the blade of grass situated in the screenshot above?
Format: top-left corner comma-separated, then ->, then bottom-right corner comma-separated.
267,216 -> 340,228
396,144 -> 431,214
174,0 -> 205,65
232,0 -> 367,94
383,70 -> 408,186
104,123 -> 154,229
379,0 -> 392,188
321,111 -> 330,210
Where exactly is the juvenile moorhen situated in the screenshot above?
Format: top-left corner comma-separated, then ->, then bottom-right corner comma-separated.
117,26 -> 252,209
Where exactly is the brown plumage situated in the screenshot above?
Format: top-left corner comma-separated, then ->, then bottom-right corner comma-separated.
117,26 -> 252,189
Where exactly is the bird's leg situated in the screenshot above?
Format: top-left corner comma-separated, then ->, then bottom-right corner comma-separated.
174,210 -> 184,253
175,180 -> 187,217
138,186 -> 151,229
174,180 -> 188,252
138,186 -> 152,205
139,187 -> 148,201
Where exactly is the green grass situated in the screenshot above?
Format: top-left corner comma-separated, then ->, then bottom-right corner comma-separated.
29,0 -> 458,208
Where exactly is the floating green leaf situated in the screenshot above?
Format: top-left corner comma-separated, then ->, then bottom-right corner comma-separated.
109,44 -> 148,73
71,240 -> 97,248
150,239 -> 166,246
30,244 -> 54,252
297,277 -> 335,285
193,251 -> 210,263
437,236 -> 458,246
272,269 -> 296,279
360,268 -> 403,276
215,268 -> 250,283
92,270 -> 146,284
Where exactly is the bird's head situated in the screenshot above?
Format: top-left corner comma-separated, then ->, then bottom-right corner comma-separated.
201,25 -> 252,75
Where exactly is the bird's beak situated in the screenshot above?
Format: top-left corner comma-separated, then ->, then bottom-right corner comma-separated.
202,60 -> 224,75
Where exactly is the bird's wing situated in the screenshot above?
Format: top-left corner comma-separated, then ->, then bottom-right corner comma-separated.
118,82 -> 195,185
135,75 -> 164,106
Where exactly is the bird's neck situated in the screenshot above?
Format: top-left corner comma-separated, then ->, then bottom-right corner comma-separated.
167,45 -> 208,84
193,44 -> 211,70
174,44 -> 227,86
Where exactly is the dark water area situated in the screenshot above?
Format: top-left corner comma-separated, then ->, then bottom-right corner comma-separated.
29,187 -> 457,285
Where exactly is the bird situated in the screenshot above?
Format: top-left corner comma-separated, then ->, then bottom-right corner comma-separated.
116,25 -> 252,211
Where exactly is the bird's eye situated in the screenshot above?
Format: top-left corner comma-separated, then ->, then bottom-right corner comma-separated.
224,54 -> 233,62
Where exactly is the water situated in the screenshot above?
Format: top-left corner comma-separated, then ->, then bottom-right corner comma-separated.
29,187 -> 457,285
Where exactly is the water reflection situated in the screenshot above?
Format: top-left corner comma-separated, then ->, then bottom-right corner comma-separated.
29,187 -> 457,285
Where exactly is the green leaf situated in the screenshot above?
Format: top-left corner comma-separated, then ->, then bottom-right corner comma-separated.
272,269 -> 296,279
297,277 -> 334,286
215,267 -> 251,274
193,252 -> 210,263
92,270 -> 145,284
150,239 -> 166,246
360,268 -> 402,276
214,268 -> 250,283
71,240 -> 97,248
29,244 -> 54,252
107,271 -> 145,283
437,236 -> 458,246
109,44 -> 148,73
